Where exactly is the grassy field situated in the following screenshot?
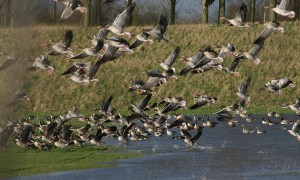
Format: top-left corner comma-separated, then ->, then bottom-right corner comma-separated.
0,22 -> 299,178
0,142 -> 142,178
0,22 -> 299,116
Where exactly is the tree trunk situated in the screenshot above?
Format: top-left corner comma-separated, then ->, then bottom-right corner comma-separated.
250,0 -> 255,23
218,0 -> 225,24
170,0 -> 176,24
53,1 -> 57,24
95,0 -> 102,25
295,0 -> 299,21
269,0 -> 277,21
83,0 -> 92,27
4,0 -> 11,28
127,0 -> 133,26
202,0 -> 208,24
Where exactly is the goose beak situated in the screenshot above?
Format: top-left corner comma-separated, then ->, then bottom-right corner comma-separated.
24,96 -> 31,101
79,7 -> 87,14
277,27 -> 284,33
289,84 -> 296,88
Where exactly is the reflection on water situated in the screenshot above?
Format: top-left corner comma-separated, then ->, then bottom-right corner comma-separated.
10,115 -> 300,180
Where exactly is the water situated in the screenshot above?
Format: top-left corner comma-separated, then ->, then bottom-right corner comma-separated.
9,114 -> 300,180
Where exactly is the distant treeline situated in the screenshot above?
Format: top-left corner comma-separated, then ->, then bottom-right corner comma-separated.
0,0 -> 299,28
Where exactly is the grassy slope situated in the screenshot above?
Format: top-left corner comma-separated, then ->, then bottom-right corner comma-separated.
0,142 -> 141,178
1,22 -> 300,116
0,22 -> 299,178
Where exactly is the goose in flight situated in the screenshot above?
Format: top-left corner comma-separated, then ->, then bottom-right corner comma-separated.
189,95 -> 217,109
288,120 -> 300,140
144,15 -> 169,42
238,39 -> 264,65
56,0 -> 86,20
181,129 -> 203,147
15,125 -> 34,149
48,29 -> 74,56
254,21 -> 284,44
61,61 -> 92,76
116,123 -> 135,144
272,0 -> 295,18
282,98 -> 300,115
236,76 -> 251,101
221,3 -> 250,28
0,55 -> 23,71
96,95 -> 113,116
106,3 -> 136,38
69,40 -> 104,59
160,46 -> 180,72
179,50 -> 206,75
128,32 -> 153,49
31,55 -> 54,74
83,45 -> 120,84
264,77 -> 295,93
129,94 -> 152,115
223,56 -> 241,76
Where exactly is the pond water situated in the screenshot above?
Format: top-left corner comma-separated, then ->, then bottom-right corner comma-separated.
10,114 -> 300,180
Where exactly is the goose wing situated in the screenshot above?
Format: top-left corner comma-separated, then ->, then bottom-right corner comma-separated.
87,45 -> 119,79
70,52 -> 88,59
249,40 -> 264,56
137,94 -> 152,110
238,76 -> 251,97
189,100 -> 208,109
146,69 -> 164,78
60,3 -> 73,20
59,29 -> 73,48
142,77 -> 160,90
90,40 -> 104,52
0,58 -> 15,71
20,125 -> 34,143
277,77 -> 292,89
113,3 -> 136,30
162,46 -> 180,68
102,95 -> 113,113
191,129 -> 203,141
62,64 -> 79,75
156,15 -> 168,35
278,0 -> 290,10
122,123 -> 135,137
129,39 -> 144,49
95,28 -> 110,40
254,27 -> 274,44
71,0 -> 83,11
181,130 -> 192,139
129,32 -> 150,49
149,15 -> 168,37
235,3 -> 247,22
227,57 -> 240,72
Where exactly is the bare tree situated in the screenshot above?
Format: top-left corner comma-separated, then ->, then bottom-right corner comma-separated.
95,0 -> 103,25
294,0 -> 299,20
202,0 -> 215,24
170,0 -> 180,24
127,0 -> 133,26
218,0 -> 225,24
250,0 -> 255,23
4,0 -> 11,28
84,0 -> 92,26
51,0 -> 58,24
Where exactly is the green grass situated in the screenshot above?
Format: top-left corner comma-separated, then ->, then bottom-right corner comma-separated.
0,22 -> 300,177
0,142 -> 143,178
1,23 -> 300,116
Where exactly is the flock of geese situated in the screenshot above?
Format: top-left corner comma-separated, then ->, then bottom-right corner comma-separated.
0,0 -> 300,151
